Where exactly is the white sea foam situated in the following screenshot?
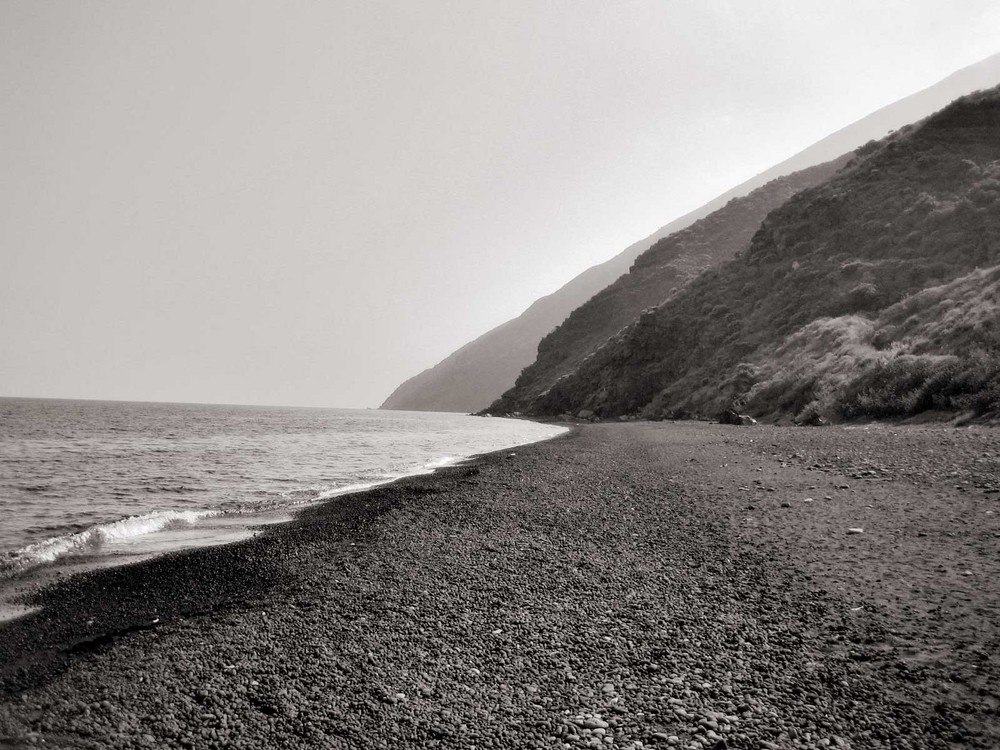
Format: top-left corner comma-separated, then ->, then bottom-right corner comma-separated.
312,455 -> 462,502
0,509 -> 218,578
422,455 -> 459,469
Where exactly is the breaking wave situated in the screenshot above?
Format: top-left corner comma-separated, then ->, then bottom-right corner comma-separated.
0,456 -> 467,579
313,455 -> 460,501
0,509 -> 218,579
1,401 -> 567,587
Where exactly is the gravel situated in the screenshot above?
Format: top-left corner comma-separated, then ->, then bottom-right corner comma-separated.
1,421 -> 998,748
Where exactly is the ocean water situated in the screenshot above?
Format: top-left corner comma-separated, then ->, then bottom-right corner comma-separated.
0,398 -> 565,583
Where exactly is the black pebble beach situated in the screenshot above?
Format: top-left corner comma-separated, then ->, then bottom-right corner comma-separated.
2,422 -> 999,749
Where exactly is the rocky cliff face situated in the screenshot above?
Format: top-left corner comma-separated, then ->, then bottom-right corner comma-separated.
496,88 -> 1000,422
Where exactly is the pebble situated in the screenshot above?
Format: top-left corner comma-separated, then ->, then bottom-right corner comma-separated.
1,422 -> 992,750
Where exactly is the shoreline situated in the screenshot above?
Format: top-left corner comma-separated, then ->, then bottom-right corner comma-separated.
2,421 -> 998,748
0,418 -> 570,623
0,425 -> 577,697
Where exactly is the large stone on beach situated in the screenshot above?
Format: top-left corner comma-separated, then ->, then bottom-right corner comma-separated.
718,409 -> 756,426
796,411 -> 831,426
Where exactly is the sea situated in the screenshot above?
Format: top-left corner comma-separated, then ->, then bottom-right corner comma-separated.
0,398 -> 565,613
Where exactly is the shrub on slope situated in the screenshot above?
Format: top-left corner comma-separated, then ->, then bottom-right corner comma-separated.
742,265 -> 1000,420
833,265 -> 1000,418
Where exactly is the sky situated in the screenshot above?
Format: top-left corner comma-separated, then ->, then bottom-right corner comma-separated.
2,1 -> 999,408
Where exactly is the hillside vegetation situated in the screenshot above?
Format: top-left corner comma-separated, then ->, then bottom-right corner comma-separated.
491,158 -> 850,410
382,55 -> 1000,413
378,176 -> 835,413
493,87 -> 1000,422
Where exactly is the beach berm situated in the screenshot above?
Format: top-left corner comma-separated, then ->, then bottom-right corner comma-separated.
1,422 -> 999,748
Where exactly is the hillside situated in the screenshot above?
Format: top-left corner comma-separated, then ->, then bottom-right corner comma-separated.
494,87 -> 1000,422
379,209 -> 709,413
381,52 -> 1000,413
379,185 -> 829,413
491,157 -> 851,410
379,184 -> 812,413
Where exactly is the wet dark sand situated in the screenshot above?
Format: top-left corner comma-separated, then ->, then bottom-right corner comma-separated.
1,422 -> 999,749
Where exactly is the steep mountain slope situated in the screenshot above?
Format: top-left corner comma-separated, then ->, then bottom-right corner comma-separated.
382,52 -> 1000,413
497,88 -> 1000,422
738,51 -> 1000,183
379,207 -> 715,414
491,157 -> 851,409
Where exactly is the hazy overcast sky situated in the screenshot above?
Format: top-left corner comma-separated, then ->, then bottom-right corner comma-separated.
3,1 -> 999,408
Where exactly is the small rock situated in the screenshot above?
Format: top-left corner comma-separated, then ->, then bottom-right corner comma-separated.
847,527 -> 864,534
